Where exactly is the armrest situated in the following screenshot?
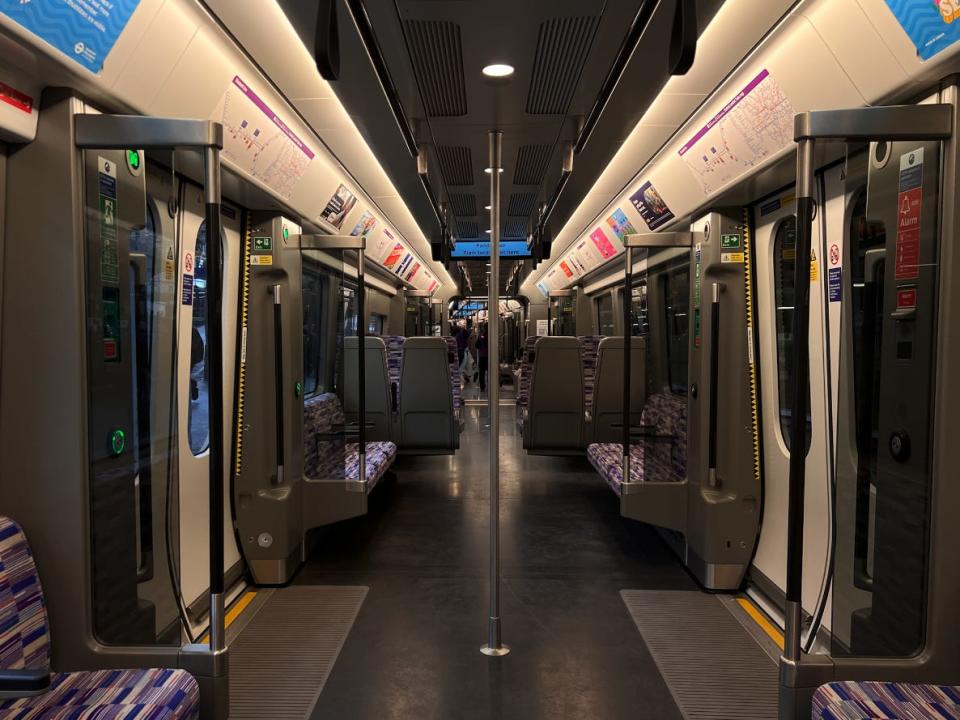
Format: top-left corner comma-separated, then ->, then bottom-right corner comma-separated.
0,667 -> 51,699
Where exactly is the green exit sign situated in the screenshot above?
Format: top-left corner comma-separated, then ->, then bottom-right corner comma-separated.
253,236 -> 273,252
721,234 -> 741,249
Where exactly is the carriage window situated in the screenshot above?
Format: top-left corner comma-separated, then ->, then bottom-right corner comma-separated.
188,222 -> 210,455
595,294 -> 614,335
303,267 -> 328,397
773,216 -> 811,453
662,269 -> 689,394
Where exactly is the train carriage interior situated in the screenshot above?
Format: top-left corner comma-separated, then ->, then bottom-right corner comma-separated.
1,0 -> 960,718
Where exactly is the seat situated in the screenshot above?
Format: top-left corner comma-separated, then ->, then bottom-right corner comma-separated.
590,337 -> 647,443
303,392 -> 396,490
812,681 -> 960,720
343,337 -> 394,442
443,336 -> 464,426
398,338 -> 458,452
587,391 -> 687,495
523,337 -> 585,454
577,335 -> 604,419
0,517 -> 199,720
381,335 -> 406,411
515,335 -> 540,411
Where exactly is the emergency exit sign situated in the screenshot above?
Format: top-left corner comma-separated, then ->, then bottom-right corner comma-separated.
721,234 -> 741,249
253,236 -> 273,252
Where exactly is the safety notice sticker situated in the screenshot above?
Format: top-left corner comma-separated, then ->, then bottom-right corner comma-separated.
896,148 -> 923,280
1,0 -> 142,73
97,156 -> 119,285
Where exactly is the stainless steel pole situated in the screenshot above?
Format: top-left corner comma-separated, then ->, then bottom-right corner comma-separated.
482,130 -> 509,656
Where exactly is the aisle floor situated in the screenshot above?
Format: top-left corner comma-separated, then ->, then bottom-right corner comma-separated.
302,399 -> 693,719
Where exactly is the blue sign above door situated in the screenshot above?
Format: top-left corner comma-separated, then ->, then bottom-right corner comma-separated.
1,0 -> 142,73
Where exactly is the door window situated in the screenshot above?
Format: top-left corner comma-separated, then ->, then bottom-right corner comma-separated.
662,268 -> 689,394
596,293 -> 614,335
188,222 -> 210,455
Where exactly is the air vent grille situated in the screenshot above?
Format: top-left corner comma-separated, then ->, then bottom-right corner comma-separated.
437,146 -> 474,186
403,20 -> 468,117
503,220 -> 528,238
507,192 -> 537,217
527,16 -> 599,115
514,144 -> 552,186
449,193 -> 477,217
456,220 -> 479,238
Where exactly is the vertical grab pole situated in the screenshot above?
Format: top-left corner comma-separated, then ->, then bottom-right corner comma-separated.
784,138 -> 815,663
482,130 -> 509,657
272,284 -> 285,486
358,247 -> 366,485
203,146 -> 226,654
622,247 -> 634,484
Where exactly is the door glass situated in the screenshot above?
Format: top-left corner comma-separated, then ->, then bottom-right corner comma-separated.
662,267 -> 689,394
550,296 -> 576,335
832,142 -> 940,658
188,222 -> 210,455
773,216 -> 812,453
596,294 -> 614,335
83,152 -> 181,646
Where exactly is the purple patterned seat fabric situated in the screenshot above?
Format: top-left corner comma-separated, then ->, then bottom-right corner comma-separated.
303,392 -> 396,489
443,336 -> 462,409
812,681 -> 960,720
578,336 -> 603,417
586,391 -> 687,494
381,335 -> 406,392
0,517 -> 199,720
516,335 -> 540,409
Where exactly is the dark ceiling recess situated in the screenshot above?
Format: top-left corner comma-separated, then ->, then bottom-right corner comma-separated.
402,20 -> 468,117
526,16 -> 600,115
437,145 -> 474,186
502,220 -> 527,238
513,144 -> 552,186
507,192 -> 536,217
449,193 -> 477,217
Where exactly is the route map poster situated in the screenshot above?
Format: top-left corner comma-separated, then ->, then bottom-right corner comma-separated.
884,1 -> 960,60
630,182 -> 674,230
214,76 -> 315,199
1,0 -> 142,72
677,69 -> 794,195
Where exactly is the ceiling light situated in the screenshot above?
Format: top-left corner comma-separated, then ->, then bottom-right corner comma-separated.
482,63 -> 514,78
485,229 -> 491,234
484,167 -> 503,174
485,205 -> 492,210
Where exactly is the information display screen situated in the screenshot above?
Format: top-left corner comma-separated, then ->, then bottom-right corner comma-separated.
451,241 -> 531,258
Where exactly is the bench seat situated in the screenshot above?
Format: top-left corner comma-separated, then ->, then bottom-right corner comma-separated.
0,517 -> 199,720
812,681 -> 960,720
304,392 -> 396,489
587,441 -> 684,494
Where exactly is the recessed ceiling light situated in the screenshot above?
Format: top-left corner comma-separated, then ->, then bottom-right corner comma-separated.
485,205 -> 492,210
485,229 -> 491,234
482,63 -> 514,78
484,167 -> 504,174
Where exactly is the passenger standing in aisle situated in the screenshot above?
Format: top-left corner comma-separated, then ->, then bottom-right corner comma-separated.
477,325 -> 489,392
454,323 -> 468,366
467,323 -> 478,382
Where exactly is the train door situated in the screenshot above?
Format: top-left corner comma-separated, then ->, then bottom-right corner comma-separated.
175,181 -> 242,630
753,189 -> 833,629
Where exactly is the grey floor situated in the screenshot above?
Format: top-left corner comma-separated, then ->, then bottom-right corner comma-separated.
302,396 -> 693,719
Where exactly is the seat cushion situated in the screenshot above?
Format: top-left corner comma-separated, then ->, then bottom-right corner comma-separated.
381,335 -> 406,389
306,441 -> 397,489
516,336 -> 540,408
577,336 -> 603,416
443,337 -> 462,409
640,393 -> 688,479
812,681 -> 960,720
0,667 -> 200,720
0,517 -> 50,672
587,441 -> 684,494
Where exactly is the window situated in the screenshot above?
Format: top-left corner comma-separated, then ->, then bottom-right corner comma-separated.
596,294 -> 614,335
342,285 -> 358,337
368,313 -> 385,335
773,216 -> 811,453
302,265 -> 328,396
188,221 -> 211,455
662,269 -> 689,394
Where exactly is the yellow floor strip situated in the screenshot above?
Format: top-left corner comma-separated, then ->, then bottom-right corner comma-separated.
202,591 -> 257,644
737,597 -> 785,650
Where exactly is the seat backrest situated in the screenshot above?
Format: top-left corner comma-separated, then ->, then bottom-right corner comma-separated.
592,337 -> 648,443
399,337 -> 456,451
443,336 -> 462,409
343,337 -> 393,441
640,392 -> 688,480
526,336 -> 584,452
516,335 -> 540,408
0,517 -> 50,671
577,335 -> 604,415
304,392 -> 346,477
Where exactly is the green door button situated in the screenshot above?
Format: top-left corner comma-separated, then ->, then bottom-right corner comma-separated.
295,381 -> 303,398
109,429 -> 126,457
